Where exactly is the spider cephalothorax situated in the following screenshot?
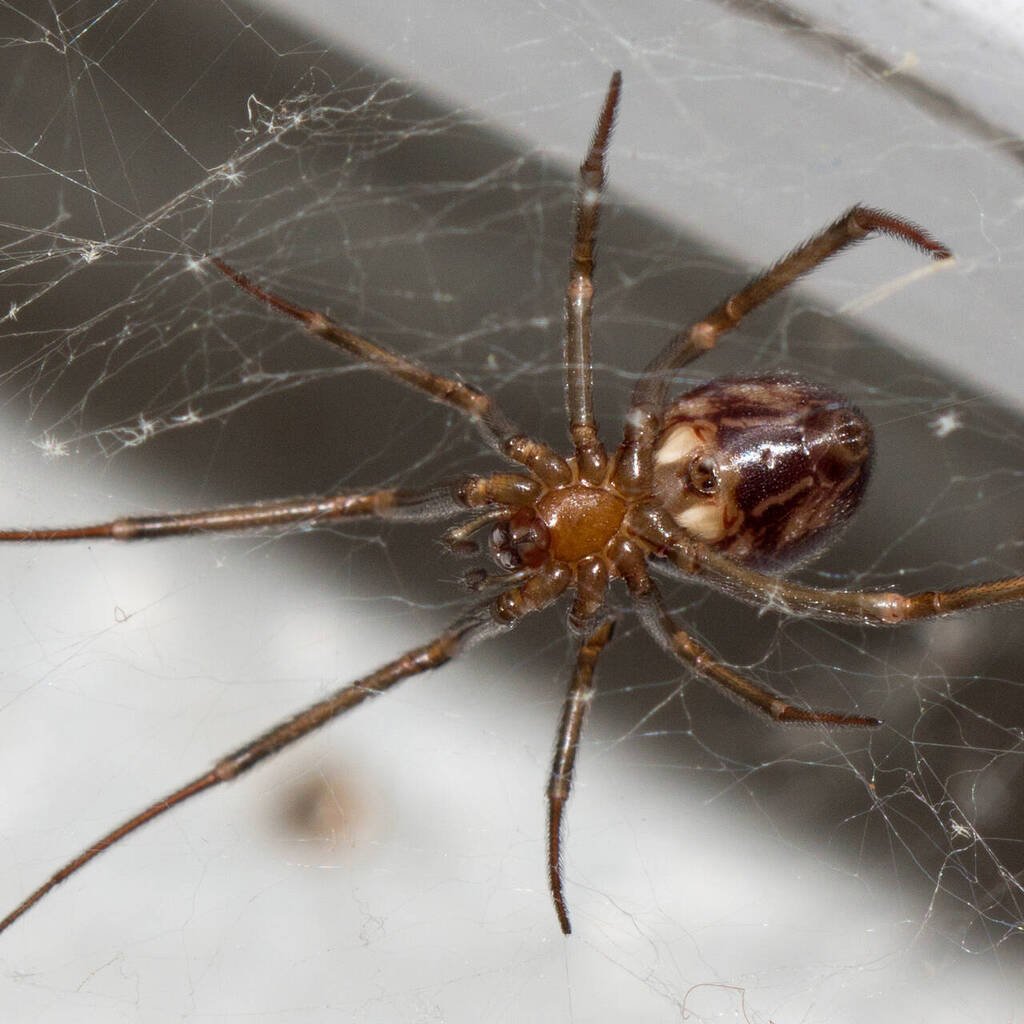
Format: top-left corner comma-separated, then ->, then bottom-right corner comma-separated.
1,72 -> 1021,941
487,479 -> 628,576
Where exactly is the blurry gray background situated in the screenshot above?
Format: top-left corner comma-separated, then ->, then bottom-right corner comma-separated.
0,2 -> 1021,1022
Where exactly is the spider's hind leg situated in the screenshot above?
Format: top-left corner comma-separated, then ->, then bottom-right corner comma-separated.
629,206 -> 952,415
631,580 -> 881,727
612,207 -> 952,497
631,502 -> 1024,627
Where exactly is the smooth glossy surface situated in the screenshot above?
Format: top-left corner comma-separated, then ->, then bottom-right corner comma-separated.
653,374 -> 873,567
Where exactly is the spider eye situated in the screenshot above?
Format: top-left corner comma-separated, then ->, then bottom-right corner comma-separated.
686,454 -> 719,495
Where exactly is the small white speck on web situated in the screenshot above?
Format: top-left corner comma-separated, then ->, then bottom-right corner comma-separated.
31,433 -> 70,459
217,162 -> 245,186
172,407 -> 201,425
949,817 -> 977,842
929,409 -> 962,437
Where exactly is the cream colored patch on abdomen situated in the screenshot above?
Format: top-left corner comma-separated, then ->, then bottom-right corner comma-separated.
654,423 -> 704,466
674,501 -> 728,542
654,422 -> 729,541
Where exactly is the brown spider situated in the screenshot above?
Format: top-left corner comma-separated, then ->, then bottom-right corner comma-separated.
2,72 -> 1022,938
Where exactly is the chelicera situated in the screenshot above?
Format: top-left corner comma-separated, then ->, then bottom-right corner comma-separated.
1,72 -> 1022,937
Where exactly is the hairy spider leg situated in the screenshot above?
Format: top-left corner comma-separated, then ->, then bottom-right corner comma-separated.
630,502 -> 1024,625
631,579 -> 880,726
0,484 -> 460,541
209,257 -> 523,453
612,205 -> 953,495
212,257 -> 580,487
547,618 -> 616,934
0,558 -> 575,937
0,472 -> 542,544
564,70 -> 621,483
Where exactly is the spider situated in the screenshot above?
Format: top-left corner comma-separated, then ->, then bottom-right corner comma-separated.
2,72 -> 1022,938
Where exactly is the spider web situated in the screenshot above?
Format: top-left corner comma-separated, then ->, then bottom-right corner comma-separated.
0,2 -> 1022,1022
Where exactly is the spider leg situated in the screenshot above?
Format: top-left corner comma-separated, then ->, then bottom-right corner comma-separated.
564,71 -> 620,483
0,471 -> 545,543
0,598 -> 517,937
633,206 -> 951,412
443,508 -> 511,555
631,579 -> 880,726
210,257 -> 521,452
547,617 -> 616,934
613,206 -> 951,495
631,502 -> 1024,625
569,554 -> 610,632
0,484 -> 465,542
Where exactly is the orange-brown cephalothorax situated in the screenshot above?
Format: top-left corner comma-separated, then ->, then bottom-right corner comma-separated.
536,484 -> 626,564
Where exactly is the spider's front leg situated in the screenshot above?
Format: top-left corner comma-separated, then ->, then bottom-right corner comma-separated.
0,601 -> 497,935
0,469 -> 556,933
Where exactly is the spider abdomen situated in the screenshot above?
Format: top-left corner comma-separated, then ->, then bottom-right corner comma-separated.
651,374 -> 873,567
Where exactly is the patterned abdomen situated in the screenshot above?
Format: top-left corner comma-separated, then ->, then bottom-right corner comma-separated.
652,374 -> 873,568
